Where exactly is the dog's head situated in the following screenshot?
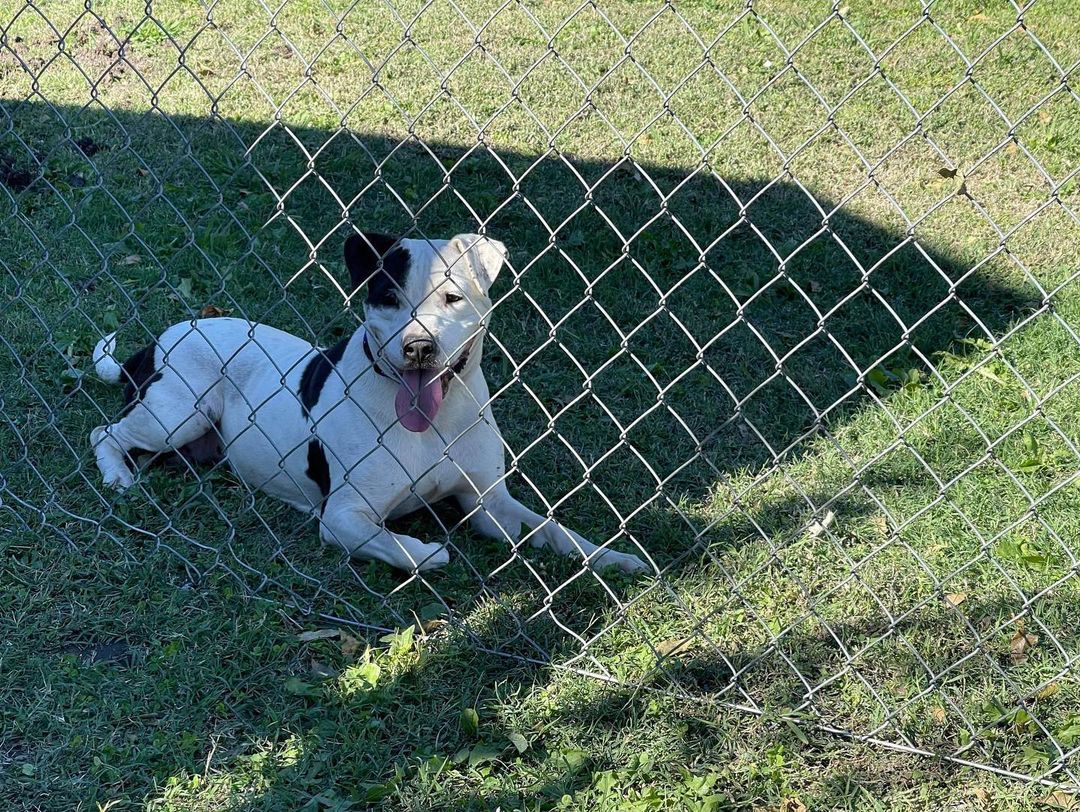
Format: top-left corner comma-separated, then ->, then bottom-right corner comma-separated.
343,231 -> 506,432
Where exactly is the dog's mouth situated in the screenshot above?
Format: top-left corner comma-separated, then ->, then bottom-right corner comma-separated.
391,337 -> 475,433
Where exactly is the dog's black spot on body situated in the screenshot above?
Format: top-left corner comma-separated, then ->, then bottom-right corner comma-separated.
119,343 -> 217,471
119,344 -> 163,417
306,440 -> 331,513
298,337 -> 349,417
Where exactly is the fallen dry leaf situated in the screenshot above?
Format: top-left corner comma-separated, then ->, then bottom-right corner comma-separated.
339,630 -> 363,658
779,797 -> 808,812
1035,683 -> 1061,702
1010,628 -> 1039,665
944,592 -> 968,607
418,618 -> 448,636
656,637 -> 695,659
296,629 -> 340,643
118,254 -> 141,266
1041,790 -> 1078,810
310,659 -> 338,680
972,786 -> 991,804
930,706 -> 947,724
200,304 -> 231,318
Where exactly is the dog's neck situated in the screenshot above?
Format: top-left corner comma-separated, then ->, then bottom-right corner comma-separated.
359,330 -> 394,381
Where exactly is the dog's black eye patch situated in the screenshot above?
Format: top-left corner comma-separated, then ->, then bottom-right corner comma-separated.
365,247 -> 411,309
370,282 -> 402,308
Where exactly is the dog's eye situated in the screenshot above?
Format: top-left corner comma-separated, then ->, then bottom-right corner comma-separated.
445,293 -> 464,305
381,290 -> 400,307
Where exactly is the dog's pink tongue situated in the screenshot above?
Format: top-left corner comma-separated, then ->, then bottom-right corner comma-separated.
395,369 -> 443,432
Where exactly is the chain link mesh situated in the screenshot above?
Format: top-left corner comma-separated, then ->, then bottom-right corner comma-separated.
2,0 -> 1079,790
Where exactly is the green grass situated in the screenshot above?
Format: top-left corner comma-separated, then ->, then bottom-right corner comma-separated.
2,0 -> 1080,808
1,534 -> 1063,811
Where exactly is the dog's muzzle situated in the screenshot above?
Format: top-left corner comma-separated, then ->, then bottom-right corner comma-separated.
363,333 -> 477,433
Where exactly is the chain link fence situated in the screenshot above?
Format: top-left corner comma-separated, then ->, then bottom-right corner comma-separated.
3,0 -> 1080,792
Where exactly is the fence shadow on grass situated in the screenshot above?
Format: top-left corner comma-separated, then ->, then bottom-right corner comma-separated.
70,580 -> 1072,809
1,99 -> 1057,806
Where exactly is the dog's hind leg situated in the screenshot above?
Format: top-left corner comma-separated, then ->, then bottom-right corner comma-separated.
90,424 -> 136,490
91,377 -> 220,491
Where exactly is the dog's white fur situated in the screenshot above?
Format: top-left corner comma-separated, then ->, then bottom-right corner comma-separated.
89,233 -> 647,575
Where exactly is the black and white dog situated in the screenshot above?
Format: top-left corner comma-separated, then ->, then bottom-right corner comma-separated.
90,232 -> 647,574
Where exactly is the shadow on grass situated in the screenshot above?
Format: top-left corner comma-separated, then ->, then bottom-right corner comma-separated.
1,99 -> 1058,807
36,579 -> 1066,810
0,96 -> 1038,565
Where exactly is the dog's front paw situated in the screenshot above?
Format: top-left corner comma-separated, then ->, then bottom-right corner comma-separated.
589,548 -> 649,574
412,542 -> 450,572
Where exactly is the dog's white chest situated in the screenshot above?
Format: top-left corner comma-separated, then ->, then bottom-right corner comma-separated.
382,455 -> 459,519
337,402 -> 482,519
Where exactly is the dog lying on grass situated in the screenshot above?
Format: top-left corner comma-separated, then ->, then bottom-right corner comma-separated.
90,232 -> 648,575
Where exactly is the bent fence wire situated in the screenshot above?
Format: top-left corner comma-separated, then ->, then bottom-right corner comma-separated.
3,0 -> 1080,790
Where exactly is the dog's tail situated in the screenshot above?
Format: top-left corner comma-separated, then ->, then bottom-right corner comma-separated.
92,332 -> 123,384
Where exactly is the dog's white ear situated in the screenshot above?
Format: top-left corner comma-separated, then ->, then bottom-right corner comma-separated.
344,232 -> 398,295
450,233 -> 507,296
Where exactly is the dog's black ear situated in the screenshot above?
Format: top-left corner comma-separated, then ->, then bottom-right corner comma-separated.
344,232 -> 398,294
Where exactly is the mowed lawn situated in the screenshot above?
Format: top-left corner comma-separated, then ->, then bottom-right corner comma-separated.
2,0 -> 1080,808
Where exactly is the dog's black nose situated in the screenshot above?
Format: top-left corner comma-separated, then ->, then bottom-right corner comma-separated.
402,337 -> 436,366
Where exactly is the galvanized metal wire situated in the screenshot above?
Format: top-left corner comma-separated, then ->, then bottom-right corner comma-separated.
2,0 -> 1079,791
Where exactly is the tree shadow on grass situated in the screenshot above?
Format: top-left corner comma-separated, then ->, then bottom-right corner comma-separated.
0,96 -> 1039,569
0,99 -> 1061,807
